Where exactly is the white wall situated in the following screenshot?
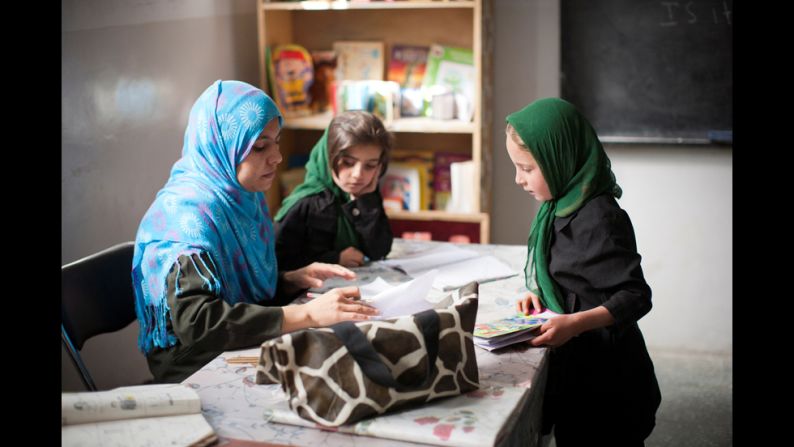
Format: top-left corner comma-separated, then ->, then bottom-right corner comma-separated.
491,0 -> 732,354
61,0 -> 260,391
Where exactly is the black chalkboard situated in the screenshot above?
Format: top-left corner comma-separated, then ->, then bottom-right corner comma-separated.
561,0 -> 732,144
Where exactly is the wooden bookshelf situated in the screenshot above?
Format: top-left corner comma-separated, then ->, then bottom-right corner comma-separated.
257,0 -> 492,243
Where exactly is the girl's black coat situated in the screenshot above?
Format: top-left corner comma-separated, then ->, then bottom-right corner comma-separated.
275,188 -> 393,271
543,193 -> 661,442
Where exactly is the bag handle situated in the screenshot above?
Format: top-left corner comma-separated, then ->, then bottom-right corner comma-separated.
330,309 -> 440,392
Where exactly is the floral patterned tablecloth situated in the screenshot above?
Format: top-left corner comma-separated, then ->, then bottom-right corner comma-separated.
183,239 -> 548,447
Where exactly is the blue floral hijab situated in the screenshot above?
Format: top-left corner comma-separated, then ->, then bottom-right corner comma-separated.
132,80 -> 283,354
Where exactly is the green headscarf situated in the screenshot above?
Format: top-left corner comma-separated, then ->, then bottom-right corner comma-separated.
506,98 -> 622,313
274,128 -> 359,251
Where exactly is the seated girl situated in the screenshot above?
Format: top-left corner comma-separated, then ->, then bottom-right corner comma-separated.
275,111 -> 394,269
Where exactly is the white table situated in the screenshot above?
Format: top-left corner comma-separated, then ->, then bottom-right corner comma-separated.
183,240 -> 548,447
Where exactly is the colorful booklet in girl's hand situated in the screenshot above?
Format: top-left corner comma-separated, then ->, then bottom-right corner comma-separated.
473,310 -> 560,351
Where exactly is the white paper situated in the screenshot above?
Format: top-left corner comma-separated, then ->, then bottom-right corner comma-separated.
378,244 -> 480,276
432,255 -> 517,291
367,269 -> 438,319
379,244 -> 516,292
357,277 -> 392,300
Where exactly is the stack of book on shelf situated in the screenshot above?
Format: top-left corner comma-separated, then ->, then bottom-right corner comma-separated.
267,39 -> 475,124
387,44 -> 430,117
390,149 -> 434,210
473,310 -> 560,351
432,151 -> 470,210
421,44 -> 475,122
380,162 -> 424,212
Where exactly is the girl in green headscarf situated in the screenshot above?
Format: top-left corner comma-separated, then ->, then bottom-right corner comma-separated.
275,111 -> 394,270
505,98 -> 661,445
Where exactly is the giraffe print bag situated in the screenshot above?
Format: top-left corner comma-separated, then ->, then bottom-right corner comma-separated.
256,281 -> 480,427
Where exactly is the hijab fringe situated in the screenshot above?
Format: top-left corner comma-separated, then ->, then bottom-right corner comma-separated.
137,253 -> 223,354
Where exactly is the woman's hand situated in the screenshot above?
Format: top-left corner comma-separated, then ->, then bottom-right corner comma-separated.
282,262 -> 356,291
303,286 -> 379,327
281,286 -> 379,332
516,291 -> 543,315
339,246 -> 365,267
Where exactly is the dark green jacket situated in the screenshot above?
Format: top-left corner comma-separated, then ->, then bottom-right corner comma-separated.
146,252 -> 292,383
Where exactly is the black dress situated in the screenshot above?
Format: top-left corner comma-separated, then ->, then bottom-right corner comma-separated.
542,193 -> 662,446
275,188 -> 393,271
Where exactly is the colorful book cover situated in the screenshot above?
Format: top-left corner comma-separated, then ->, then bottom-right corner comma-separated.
333,41 -> 385,81
432,151 -> 470,211
473,309 -> 560,340
420,44 -> 475,120
309,50 -> 337,114
473,314 -> 549,339
391,149 -> 434,210
387,44 -> 430,89
337,80 -> 400,123
269,44 -> 314,117
379,163 -> 421,212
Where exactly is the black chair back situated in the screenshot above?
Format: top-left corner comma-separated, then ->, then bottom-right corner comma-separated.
62,242 -> 137,390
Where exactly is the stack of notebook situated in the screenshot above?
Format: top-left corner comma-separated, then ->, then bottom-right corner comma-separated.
473,310 -> 559,351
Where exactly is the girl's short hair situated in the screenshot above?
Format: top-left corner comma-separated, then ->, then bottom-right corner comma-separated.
327,111 -> 393,177
505,123 -> 529,150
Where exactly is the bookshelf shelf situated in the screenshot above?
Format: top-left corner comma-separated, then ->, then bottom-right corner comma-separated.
262,1 -> 476,12
284,112 -> 476,134
257,0 -> 492,242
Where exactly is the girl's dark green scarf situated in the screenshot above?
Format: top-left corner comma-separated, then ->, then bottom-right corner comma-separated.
506,98 -> 622,313
274,128 -> 358,251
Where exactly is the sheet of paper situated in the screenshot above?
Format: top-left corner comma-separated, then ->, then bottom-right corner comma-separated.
368,269 -> 438,319
432,254 -> 517,291
378,244 -> 480,275
358,277 -> 392,300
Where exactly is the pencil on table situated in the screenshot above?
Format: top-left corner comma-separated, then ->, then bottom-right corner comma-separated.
225,356 -> 259,365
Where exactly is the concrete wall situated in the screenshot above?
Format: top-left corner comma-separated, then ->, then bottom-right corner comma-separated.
61,0 -> 260,391
61,0 -> 731,391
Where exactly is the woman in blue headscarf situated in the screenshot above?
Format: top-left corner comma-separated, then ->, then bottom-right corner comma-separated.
132,80 -> 378,382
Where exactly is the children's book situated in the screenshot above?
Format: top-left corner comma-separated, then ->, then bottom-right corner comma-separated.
432,151 -> 471,211
388,44 -> 430,117
473,310 -> 560,351
333,41 -> 385,81
337,80 -> 401,123
421,44 -> 475,121
379,163 -> 422,212
390,149 -> 434,210
387,44 -> 430,89
309,49 -> 337,114
62,384 -> 217,447
446,160 -> 476,213
269,44 -> 314,117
